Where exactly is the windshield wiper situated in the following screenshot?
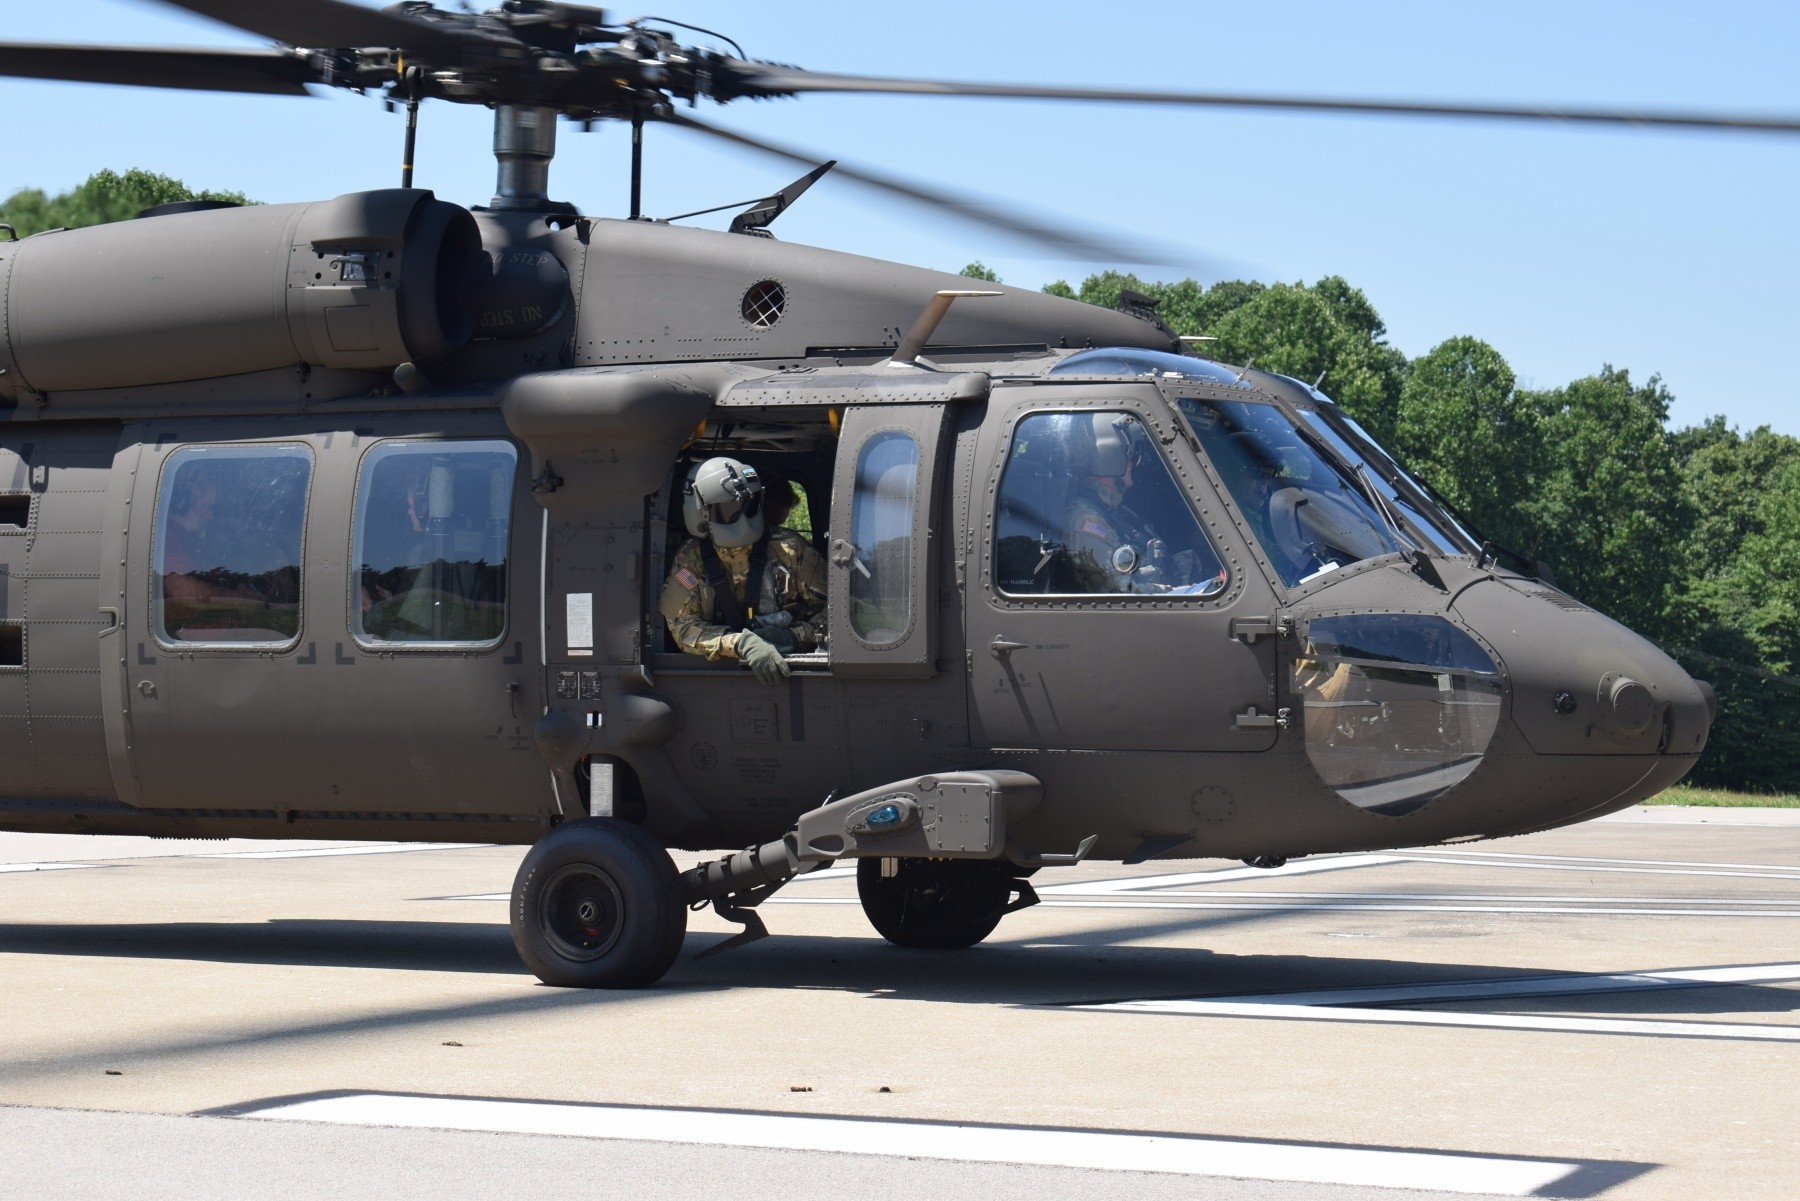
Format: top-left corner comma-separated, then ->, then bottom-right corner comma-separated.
1402,470 -> 1545,577
1354,463 -> 1452,588
1355,464 -> 1420,554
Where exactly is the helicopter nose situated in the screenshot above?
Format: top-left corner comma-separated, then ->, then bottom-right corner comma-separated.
1452,578 -> 1713,762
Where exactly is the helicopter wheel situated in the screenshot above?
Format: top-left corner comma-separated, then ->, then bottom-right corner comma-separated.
856,857 -> 1014,950
510,818 -> 687,988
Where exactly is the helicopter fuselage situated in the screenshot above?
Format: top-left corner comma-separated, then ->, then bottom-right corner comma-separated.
0,192 -> 1711,873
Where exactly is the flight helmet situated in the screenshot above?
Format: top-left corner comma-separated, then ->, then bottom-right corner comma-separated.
682,457 -> 765,547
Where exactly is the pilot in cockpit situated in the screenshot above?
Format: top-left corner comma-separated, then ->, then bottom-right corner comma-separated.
1061,412 -> 1225,595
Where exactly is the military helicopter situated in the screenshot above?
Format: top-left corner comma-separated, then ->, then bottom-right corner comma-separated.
0,1 -> 1762,989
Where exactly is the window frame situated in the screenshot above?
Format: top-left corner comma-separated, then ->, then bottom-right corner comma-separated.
347,436 -> 520,653
149,441 -> 315,652
826,403 -> 947,680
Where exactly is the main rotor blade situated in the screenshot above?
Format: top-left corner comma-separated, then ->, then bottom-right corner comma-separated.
724,65 -> 1800,137
0,43 -> 316,95
150,0 -> 480,57
662,113 -> 1195,267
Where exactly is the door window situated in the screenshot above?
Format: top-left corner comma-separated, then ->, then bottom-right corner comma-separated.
352,439 -> 517,645
994,410 -> 1226,597
847,431 -> 918,646
154,444 -> 312,645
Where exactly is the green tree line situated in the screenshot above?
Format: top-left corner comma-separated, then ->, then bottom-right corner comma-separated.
1,169 -> 251,237
971,263 -> 1800,792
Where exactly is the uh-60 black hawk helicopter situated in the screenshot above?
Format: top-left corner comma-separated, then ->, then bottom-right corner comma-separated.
3,0 -> 1771,989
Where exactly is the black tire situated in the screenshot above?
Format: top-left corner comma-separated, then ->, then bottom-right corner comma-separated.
511,818 -> 687,988
856,857 -> 1013,949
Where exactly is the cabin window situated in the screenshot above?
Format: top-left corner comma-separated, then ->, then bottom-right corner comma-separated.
352,439 -> 517,646
994,411 -> 1226,597
0,494 -> 30,530
153,444 -> 312,645
847,431 -> 918,646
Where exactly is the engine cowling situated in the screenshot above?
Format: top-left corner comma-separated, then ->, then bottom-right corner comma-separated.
0,189 -> 484,400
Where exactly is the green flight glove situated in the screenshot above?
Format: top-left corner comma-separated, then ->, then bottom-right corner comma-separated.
735,629 -> 792,685
758,624 -> 799,655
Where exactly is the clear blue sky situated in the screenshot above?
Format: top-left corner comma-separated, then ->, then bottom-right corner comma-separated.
3,1 -> 1795,437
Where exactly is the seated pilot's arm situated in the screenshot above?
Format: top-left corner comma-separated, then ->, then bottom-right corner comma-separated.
1063,499 -> 1127,593
658,541 -> 746,661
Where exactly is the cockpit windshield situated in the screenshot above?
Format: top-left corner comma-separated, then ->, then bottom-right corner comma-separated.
1294,407 -> 1477,555
1174,396 -> 1408,588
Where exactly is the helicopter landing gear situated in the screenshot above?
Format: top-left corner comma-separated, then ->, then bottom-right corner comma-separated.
856,857 -> 1036,949
510,818 -> 687,988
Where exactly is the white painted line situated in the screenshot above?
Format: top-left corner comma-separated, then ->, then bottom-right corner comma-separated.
442,892 -> 509,902
763,896 -> 1800,918
1042,854 -> 1403,895
236,1093 -> 1586,1196
1083,961 -> 1800,1042
0,862 -> 108,875
1189,962 -> 1800,1007
1128,890 -> 1800,906
198,843 -> 489,860
1086,1001 -> 1800,1042
1406,849 -> 1800,876
1401,857 -> 1800,882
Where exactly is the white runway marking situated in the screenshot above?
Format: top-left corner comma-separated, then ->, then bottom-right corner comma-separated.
1403,849 -> 1800,881
1084,961 -> 1800,1042
1407,849 -> 1800,874
450,847 -> 1800,920
1041,854 -> 1405,894
234,1092 -> 1592,1196
0,862 -> 108,875
765,896 -> 1800,918
198,843 -> 488,860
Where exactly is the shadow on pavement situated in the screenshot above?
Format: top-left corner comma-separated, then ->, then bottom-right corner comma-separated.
1,913 -> 1791,1020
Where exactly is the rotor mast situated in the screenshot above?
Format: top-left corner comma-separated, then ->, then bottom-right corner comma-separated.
490,103 -> 559,210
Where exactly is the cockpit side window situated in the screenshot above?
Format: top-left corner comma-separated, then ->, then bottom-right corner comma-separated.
994,410 -> 1226,598
153,443 -> 311,646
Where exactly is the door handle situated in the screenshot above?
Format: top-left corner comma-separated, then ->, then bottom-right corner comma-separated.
989,635 -> 1028,657
1234,705 -> 1291,731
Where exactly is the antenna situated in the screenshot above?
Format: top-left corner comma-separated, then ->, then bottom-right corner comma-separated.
891,290 -> 1003,365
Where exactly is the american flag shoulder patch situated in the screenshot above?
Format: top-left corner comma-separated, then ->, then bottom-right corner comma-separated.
1081,518 -> 1110,539
674,567 -> 700,590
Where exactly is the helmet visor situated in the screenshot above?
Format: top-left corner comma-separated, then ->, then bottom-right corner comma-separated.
709,492 -> 761,526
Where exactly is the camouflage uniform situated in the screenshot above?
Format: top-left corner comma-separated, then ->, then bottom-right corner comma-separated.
658,527 -> 827,661
1064,481 -> 1156,594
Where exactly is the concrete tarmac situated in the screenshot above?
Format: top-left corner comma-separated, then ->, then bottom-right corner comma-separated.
1,807 -> 1795,1200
